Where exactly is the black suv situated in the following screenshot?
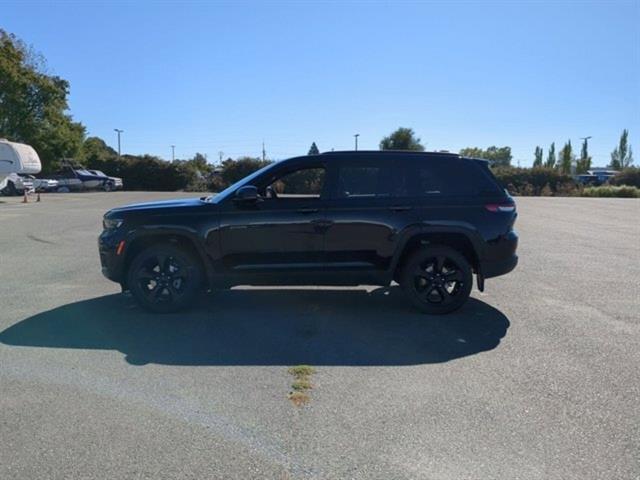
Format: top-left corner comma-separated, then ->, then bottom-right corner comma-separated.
99,151 -> 518,314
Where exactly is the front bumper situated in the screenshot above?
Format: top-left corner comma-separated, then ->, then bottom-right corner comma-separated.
98,230 -> 126,283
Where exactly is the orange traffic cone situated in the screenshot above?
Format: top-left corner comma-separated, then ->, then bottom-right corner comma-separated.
22,190 -> 28,203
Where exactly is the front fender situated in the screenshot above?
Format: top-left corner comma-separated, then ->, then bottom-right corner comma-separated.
122,225 -> 215,286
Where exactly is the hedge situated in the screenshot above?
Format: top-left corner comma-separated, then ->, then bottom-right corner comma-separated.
580,185 -> 639,198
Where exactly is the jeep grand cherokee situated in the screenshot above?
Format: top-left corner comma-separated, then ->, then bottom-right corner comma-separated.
99,151 -> 518,314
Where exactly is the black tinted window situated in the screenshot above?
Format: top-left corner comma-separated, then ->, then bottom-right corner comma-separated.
402,158 -> 498,197
267,167 -> 326,199
335,164 -> 392,198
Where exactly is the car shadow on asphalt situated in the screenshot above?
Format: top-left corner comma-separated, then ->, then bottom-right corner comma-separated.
0,287 -> 510,366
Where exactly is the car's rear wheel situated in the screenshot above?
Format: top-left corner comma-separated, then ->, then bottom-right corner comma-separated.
400,246 -> 473,314
127,244 -> 203,313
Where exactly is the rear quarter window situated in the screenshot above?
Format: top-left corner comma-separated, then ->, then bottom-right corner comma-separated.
399,157 -> 500,197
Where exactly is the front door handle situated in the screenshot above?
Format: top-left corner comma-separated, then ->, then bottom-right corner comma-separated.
390,206 -> 412,212
296,208 -> 319,214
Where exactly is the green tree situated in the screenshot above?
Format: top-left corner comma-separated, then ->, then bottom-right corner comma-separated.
533,146 -> 543,167
545,142 -> 556,168
558,140 -> 574,174
81,137 -> 117,165
610,129 -> 634,169
379,127 -> 424,151
307,142 -> 320,155
0,29 -> 85,172
220,156 -> 272,186
459,146 -> 512,168
576,138 -> 592,174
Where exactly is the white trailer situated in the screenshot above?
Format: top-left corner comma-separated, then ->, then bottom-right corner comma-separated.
0,139 -> 42,184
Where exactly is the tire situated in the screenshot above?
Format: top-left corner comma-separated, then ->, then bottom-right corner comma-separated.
400,246 -> 473,314
103,181 -> 114,192
2,181 -> 17,196
127,243 -> 204,313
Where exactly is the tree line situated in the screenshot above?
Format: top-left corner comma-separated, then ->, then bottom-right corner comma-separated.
1,29 -> 636,195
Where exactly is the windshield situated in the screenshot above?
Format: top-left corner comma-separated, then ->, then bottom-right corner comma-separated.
92,170 -> 107,176
205,161 -> 279,203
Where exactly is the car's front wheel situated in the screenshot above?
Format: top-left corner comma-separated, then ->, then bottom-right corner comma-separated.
127,244 -> 204,313
400,246 -> 473,314
2,181 -> 17,196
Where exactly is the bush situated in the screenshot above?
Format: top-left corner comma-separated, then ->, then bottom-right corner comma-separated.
219,157 -> 272,186
493,167 -> 576,196
581,185 -> 639,198
610,167 -> 640,188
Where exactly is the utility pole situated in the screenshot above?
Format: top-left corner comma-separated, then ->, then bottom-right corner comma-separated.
114,129 -> 123,157
171,145 -> 175,161
218,151 -> 224,165
354,133 -> 360,151
262,141 -> 266,161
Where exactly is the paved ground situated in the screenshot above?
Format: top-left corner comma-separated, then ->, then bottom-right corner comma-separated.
0,192 -> 638,480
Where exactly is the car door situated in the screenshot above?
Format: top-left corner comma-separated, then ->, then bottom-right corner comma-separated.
322,154 -> 406,275
218,162 -> 329,276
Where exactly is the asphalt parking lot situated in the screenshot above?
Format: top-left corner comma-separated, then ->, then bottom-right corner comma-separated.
0,192 -> 638,479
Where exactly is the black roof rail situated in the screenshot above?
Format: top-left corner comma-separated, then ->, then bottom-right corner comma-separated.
320,150 -> 460,156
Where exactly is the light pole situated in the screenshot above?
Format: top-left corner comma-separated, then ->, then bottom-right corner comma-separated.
114,129 -> 123,157
354,133 -> 360,151
171,145 -> 175,161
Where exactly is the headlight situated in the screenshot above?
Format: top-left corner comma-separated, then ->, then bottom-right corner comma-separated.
103,217 -> 123,230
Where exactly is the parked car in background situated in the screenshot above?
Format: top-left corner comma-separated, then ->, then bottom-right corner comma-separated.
88,170 -> 123,191
32,177 -> 59,192
574,168 -> 620,186
51,165 -> 121,192
574,174 -> 600,186
0,173 -> 34,196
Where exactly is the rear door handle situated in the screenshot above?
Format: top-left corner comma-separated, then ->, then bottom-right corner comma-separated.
296,208 -> 319,214
390,206 -> 412,212
311,218 -> 333,227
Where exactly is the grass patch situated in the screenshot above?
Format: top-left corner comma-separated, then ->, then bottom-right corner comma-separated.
291,378 -> 312,391
287,364 -> 316,406
288,391 -> 310,407
288,365 -> 315,376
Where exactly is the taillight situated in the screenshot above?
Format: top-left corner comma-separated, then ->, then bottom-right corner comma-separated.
485,203 -> 516,213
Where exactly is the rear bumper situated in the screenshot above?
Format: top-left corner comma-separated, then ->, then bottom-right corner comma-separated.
481,254 -> 518,279
480,230 -> 519,279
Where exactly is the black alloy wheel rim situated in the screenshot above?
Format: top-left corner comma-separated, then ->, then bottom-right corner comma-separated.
135,253 -> 191,304
413,254 -> 465,305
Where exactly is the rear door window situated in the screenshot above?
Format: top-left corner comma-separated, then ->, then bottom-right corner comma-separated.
333,161 -> 393,199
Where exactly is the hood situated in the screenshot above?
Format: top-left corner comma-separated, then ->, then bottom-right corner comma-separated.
106,197 -> 206,216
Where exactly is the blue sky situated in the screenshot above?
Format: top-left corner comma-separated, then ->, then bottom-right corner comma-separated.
3,1 -> 639,166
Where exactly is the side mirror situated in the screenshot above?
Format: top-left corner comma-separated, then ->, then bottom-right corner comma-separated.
234,185 -> 260,204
